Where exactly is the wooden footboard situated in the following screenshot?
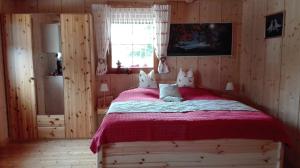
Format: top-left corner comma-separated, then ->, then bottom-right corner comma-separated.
97,139 -> 284,168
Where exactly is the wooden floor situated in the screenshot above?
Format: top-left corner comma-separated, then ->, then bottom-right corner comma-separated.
0,140 -> 96,168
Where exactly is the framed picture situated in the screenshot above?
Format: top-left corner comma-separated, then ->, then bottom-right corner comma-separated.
265,12 -> 284,38
167,23 -> 232,56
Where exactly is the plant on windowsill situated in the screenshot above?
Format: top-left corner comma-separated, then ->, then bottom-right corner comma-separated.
115,60 -> 132,74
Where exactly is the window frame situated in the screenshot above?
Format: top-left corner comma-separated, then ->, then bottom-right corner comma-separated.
108,23 -> 157,74
107,47 -> 158,74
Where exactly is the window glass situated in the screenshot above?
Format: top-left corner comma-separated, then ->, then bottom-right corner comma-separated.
111,23 -> 154,68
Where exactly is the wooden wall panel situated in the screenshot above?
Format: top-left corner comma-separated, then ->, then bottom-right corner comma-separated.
267,0 -> 284,13
240,0 -> 267,104
240,0 -> 254,97
199,0 -> 222,23
0,0 -> 13,13
263,38 -> 282,116
93,0 -> 243,98
38,0 -> 62,13
279,1 -> 300,167
6,0 -> 86,12
198,0 -> 222,90
13,0 -> 38,13
240,0 -> 300,167
261,0 -> 283,117
61,0 -> 85,13
0,23 -> 8,145
198,57 -> 221,90
110,74 -> 133,98
220,0 -> 242,93
130,74 -> 139,88
85,0 -> 103,13
61,14 -> 96,138
175,0 -> 200,23
169,1 -> 178,23
248,0 -> 267,105
278,0 -> 300,131
3,14 -> 38,141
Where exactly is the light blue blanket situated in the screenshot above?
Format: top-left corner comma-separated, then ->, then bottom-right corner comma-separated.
108,100 -> 258,113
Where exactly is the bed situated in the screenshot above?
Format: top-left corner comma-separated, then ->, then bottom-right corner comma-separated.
91,87 -> 289,168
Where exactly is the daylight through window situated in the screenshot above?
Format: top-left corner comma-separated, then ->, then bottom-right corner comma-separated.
110,8 -> 154,69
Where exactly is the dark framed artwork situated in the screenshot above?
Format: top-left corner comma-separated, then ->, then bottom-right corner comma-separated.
167,23 -> 232,56
265,12 -> 284,39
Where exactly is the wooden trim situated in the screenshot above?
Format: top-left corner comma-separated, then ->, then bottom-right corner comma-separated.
107,50 -> 157,74
97,139 -> 283,168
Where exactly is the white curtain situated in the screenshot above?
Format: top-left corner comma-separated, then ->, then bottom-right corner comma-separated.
111,8 -> 154,24
92,4 -> 111,76
152,5 -> 171,74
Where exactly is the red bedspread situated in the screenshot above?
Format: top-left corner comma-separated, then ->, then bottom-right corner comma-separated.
90,88 -> 289,153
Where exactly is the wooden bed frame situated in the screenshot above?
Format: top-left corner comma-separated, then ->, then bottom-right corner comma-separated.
96,139 -> 284,168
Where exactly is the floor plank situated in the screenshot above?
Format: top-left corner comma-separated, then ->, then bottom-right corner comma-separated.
0,140 -> 96,168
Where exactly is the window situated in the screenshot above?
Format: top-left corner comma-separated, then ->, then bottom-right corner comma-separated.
110,8 -> 154,69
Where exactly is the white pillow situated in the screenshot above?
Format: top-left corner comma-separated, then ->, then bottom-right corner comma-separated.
139,70 -> 158,88
159,84 -> 183,102
176,68 -> 195,88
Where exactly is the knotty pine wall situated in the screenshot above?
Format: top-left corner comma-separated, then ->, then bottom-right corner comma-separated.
240,0 -> 300,167
0,0 -> 9,145
2,0 -> 300,167
1,0 -> 243,99
100,0 -> 243,99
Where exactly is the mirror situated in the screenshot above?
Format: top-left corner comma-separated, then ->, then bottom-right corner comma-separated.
32,14 -> 64,115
